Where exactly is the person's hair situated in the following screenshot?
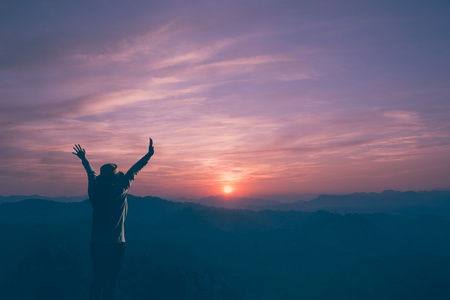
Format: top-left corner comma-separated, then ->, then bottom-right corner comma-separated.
96,171 -> 124,184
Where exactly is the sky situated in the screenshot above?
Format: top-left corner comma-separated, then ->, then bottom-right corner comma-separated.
1,0 -> 450,200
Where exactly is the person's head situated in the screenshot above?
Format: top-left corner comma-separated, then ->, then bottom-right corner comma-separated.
97,163 -> 123,183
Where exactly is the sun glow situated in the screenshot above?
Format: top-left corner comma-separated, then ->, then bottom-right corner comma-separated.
224,186 -> 233,194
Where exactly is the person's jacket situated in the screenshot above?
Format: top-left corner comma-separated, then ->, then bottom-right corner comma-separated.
81,153 -> 151,244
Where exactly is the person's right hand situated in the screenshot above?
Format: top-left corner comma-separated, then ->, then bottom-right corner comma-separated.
72,144 -> 86,159
148,138 -> 154,156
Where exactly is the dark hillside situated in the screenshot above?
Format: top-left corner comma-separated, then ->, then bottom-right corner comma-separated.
2,196 -> 450,299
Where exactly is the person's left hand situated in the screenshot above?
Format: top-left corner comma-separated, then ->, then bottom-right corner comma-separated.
148,138 -> 154,157
72,144 -> 86,159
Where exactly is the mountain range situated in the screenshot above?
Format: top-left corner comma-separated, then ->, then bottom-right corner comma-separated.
0,194 -> 87,203
173,190 -> 450,217
2,190 -> 450,220
269,190 -> 450,217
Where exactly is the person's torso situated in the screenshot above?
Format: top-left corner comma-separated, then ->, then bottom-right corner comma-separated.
89,181 -> 128,244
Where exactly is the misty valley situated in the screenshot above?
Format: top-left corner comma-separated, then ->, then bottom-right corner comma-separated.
1,192 -> 450,300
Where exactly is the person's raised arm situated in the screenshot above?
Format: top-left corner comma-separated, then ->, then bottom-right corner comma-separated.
73,144 -> 96,181
121,138 -> 154,189
130,137 -> 154,173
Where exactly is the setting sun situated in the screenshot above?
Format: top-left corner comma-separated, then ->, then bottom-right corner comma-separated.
224,186 -> 233,194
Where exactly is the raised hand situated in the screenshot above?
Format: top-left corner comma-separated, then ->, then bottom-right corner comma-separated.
148,138 -> 154,156
72,144 -> 86,159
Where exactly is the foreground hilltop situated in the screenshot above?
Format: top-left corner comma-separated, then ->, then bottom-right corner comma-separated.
1,193 -> 450,299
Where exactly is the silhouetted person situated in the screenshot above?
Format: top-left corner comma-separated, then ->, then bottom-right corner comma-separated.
73,138 -> 155,300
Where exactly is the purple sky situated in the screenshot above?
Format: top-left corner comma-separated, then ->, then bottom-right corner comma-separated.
1,0 -> 450,199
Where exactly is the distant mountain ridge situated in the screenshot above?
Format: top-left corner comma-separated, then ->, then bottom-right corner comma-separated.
172,195 -> 281,209
0,195 -> 198,224
269,190 -> 450,218
0,194 -> 280,209
2,190 -> 450,219
0,194 -> 87,203
165,190 -> 450,216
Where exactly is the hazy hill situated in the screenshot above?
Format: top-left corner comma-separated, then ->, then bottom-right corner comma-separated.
0,195 -> 199,224
0,194 -> 87,203
172,195 -> 280,210
172,190 -> 450,215
3,190 -> 450,222
270,190 -> 450,218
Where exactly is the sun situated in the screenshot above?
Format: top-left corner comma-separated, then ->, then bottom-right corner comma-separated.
223,186 -> 233,194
